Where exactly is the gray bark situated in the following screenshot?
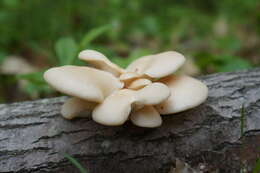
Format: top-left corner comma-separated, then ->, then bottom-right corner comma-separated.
0,68 -> 260,173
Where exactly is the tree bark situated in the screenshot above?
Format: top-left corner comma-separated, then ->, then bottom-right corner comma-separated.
0,68 -> 260,173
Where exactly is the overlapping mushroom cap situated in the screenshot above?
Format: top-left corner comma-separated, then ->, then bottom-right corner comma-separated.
44,50 -> 208,128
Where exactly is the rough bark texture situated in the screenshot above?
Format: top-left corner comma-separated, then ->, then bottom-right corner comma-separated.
0,68 -> 260,173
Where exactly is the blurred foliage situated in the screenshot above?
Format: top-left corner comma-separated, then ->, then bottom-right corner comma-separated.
0,0 -> 260,102
16,71 -> 52,99
55,37 -> 78,66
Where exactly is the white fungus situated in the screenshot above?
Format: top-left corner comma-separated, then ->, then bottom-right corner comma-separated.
44,50 -> 208,128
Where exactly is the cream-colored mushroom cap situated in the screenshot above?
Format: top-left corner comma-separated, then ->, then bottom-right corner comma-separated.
126,51 -> 185,78
92,89 -> 135,126
134,82 -> 171,106
44,65 -> 123,103
155,75 -> 208,114
92,83 -> 170,126
119,72 -> 142,82
130,106 -> 162,128
61,97 -> 96,119
128,78 -> 152,90
79,50 -> 125,76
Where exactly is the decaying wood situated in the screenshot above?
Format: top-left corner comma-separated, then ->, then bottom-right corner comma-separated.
0,68 -> 260,173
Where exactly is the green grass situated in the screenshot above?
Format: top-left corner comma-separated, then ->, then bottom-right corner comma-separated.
64,153 -> 88,173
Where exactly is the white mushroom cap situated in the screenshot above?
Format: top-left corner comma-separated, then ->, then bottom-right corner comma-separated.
61,97 -> 96,119
92,89 -> 135,126
92,82 -> 170,126
155,75 -> 208,114
44,65 -> 123,102
128,78 -> 152,90
134,82 -> 171,106
119,72 -> 142,82
79,50 -> 125,77
126,51 -> 185,78
130,106 -> 162,128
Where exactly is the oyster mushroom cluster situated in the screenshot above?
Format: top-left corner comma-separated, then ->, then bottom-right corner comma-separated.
44,50 -> 208,128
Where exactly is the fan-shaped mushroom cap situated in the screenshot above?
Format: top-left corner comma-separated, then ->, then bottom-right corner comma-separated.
134,82 -> 171,106
155,75 -> 208,114
130,106 -> 162,128
61,97 -> 96,119
128,78 -> 152,90
79,50 -> 125,76
119,72 -> 141,82
126,51 -> 185,78
92,82 -> 170,126
92,89 -> 135,126
44,65 -> 123,103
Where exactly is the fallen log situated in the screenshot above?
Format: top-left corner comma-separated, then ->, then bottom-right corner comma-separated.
0,68 -> 260,173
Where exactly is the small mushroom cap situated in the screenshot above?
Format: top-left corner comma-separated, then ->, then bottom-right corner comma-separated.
155,75 -> 208,114
130,106 -> 162,128
119,72 -> 141,82
44,65 -> 123,102
92,89 -> 135,126
79,50 -> 125,76
126,51 -> 185,78
135,82 -> 171,106
128,78 -> 152,90
61,97 -> 96,119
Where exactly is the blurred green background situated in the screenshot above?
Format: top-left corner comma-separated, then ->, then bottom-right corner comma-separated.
0,0 -> 259,103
